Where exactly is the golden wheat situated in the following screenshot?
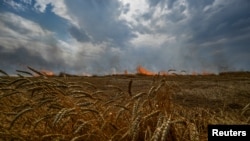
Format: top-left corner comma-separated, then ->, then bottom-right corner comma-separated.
0,68 -> 249,140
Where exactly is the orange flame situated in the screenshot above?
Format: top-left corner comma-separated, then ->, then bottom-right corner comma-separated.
201,71 -> 214,75
41,70 -> 54,76
191,71 -> 215,76
136,65 -> 155,75
192,71 -> 198,75
124,70 -> 128,75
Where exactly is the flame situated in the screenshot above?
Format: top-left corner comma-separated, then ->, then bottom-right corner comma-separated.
41,70 -> 54,76
124,70 -> 128,75
136,65 -> 155,75
201,71 -> 214,75
191,71 -> 198,75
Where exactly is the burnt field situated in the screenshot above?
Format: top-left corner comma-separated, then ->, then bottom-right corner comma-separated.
0,73 -> 250,141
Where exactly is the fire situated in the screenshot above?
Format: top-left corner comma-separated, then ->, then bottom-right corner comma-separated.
191,71 -> 215,76
124,70 -> 128,75
136,65 -> 155,75
41,70 -> 54,76
192,71 -> 198,75
201,71 -> 214,75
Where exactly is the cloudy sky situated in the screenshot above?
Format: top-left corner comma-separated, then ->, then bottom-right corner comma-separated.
1,0 -> 250,75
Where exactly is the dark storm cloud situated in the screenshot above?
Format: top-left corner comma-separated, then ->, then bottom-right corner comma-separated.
185,0 -> 214,9
65,0 -> 136,47
166,4 -> 186,22
1,0 -> 250,75
0,43 -> 67,74
187,0 -> 250,44
0,12 -> 68,74
147,0 -> 176,9
0,46 -> 67,74
183,0 -> 250,71
135,0 -> 187,34
166,0 -> 176,9
69,26 -> 91,42
140,0 -> 250,72
147,0 -> 162,7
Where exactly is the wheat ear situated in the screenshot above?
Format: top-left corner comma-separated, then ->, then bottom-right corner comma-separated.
16,70 -> 33,76
27,66 -> 44,76
9,107 -> 33,129
0,69 -> 9,77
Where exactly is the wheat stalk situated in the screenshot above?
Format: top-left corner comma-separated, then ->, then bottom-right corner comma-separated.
160,115 -> 171,141
132,98 -> 141,120
58,108 -> 75,123
73,121 -> 91,134
36,98 -> 55,108
27,66 -> 44,76
114,104 -> 130,111
16,70 -> 33,76
241,103 -> 250,116
8,78 -> 31,86
17,74 -> 24,77
109,127 -> 128,141
81,81 -> 97,89
80,108 -> 100,115
154,81 -> 165,93
148,86 -> 156,97
151,126 -> 162,141
115,103 -> 131,123
53,108 -> 68,127
92,90 -> 104,96
143,110 -> 161,121
188,122 -> 199,141
128,79 -> 133,96
106,85 -> 123,92
144,126 -> 152,141
71,90 -> 94,99
131,114 -> 142,141
76,102 -> 94,107
0,91 -> 23,99
70,134 -> 89,141
0,69 -> 9,77
9,107 -> 33,129
132,92 -> 147,100
33,114 -> 55,130
119,130 -> 130,141
41,134 -> 65,140
103,100 -> 115,106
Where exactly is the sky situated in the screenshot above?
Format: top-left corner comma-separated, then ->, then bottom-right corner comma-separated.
0,0 -> 250,75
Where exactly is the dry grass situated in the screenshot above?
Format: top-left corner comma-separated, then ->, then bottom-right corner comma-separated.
0,69 -> 249,140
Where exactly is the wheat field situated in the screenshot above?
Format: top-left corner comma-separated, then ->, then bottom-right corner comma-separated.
0,69 -> 249,141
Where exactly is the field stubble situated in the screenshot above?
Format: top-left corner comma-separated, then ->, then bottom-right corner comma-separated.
0,72 -> 250,141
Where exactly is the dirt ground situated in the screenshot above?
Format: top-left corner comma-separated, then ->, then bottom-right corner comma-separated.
78,73 -> 250,112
